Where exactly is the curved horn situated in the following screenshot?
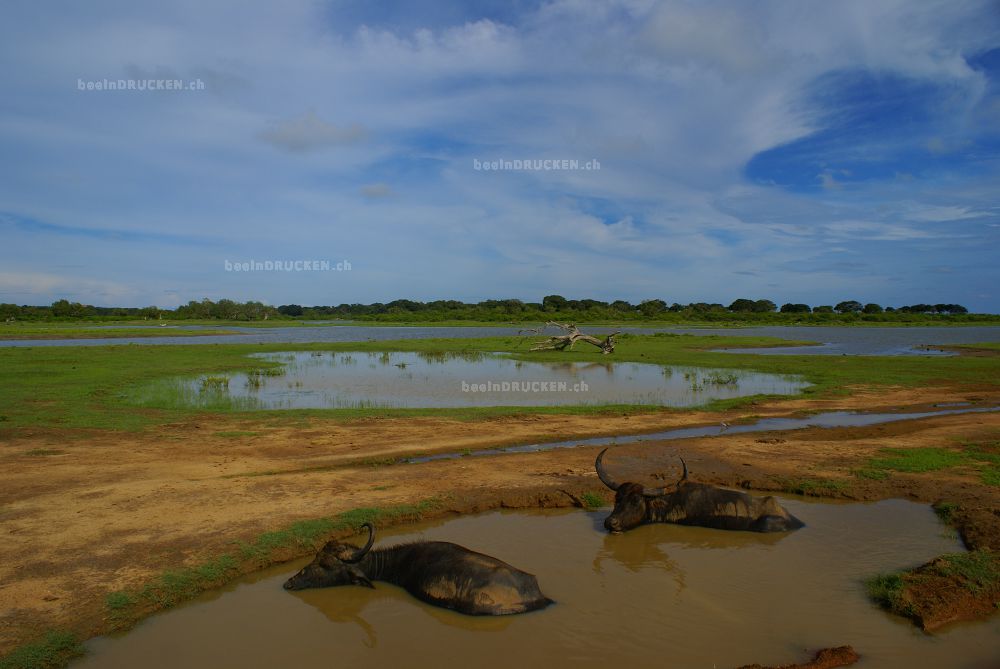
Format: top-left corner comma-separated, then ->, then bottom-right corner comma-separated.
642,456 -> 688,497
595,448 -> 621,491
343,522 -> 375,563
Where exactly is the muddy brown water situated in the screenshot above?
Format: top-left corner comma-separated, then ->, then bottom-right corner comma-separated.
73,500 -> 1000,669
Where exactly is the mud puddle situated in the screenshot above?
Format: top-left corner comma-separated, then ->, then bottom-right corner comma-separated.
73,499 -> 1000,669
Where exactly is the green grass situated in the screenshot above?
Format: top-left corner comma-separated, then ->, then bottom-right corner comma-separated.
0,631 -> 82,669
579,492 -> 605,509
0,333 -> 997,431
778,477 -> 851,495
865,573 -> 914,617
0,323 -> 240,340
859,440 -> 1000,487
933,501 -> 959,524
866,550 -> 1000,622
868,448 -> 967,473
212,431 -> 260,438
852,467 -> 890,480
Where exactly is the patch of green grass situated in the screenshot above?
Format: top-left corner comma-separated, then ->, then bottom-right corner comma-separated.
105,590 -> 136,611
932,501 -> 959,524
865,573 -> 914,617
981,468 -> 1000,487
868,447 -> 966,473
0,324 -> 240,340
579,492 -> 605,509
852,468 -> 889,481
930,550 -> 1000,595
139,554 -> 241,608
0,630 -> 82,669
779,477 -> 850,496
861,441 -> 1000,487
212,431 -> 260,438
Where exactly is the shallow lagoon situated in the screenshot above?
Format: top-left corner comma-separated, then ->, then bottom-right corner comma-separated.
130,351 -> 808,409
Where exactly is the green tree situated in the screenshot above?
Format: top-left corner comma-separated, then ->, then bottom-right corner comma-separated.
542,295 -> 568,312
639,299 -> 667,317
728,298 -> 756,312
752,299 -> 777,313
780,303 -> 811,313
835,300 -> 863,314
863,303 -> 883,314
610,300 -> 633,312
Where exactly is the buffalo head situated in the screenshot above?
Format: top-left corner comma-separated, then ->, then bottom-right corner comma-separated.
283,522 -> 378,591
596,448 -> 687,533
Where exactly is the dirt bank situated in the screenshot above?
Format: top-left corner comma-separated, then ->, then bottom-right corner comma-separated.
737,645 -> 860,669
1,384 -> 999,659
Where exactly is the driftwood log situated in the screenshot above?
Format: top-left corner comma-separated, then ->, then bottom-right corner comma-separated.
529,321 -> 619,355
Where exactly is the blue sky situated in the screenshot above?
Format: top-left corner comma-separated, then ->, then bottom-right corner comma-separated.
1,0 -> 998,310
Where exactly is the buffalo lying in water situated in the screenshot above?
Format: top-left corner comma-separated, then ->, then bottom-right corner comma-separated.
284,523 -> 553,616
596,448 -> 804,533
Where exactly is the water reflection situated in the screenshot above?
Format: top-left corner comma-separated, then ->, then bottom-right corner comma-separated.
127,350 -> 807,410
593,533 -> 686,595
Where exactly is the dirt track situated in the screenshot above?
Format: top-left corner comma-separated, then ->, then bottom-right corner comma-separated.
2,384 -> 999,655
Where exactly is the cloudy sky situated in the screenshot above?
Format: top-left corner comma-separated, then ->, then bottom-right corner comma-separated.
1,0 -> 998,310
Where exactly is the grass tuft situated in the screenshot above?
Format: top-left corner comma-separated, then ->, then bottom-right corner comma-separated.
932,501 -> 959,524
865,573 -> 913,617
0,631 -> 82,669
579,492 -> 605,509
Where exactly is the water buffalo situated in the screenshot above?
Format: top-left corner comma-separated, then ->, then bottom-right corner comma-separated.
596,448 -> 804,533
284,523 -> 553,616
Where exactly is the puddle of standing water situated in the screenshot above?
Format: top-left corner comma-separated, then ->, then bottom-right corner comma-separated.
74,500 -> 1000,669
407,406 -> 1000,463
127,350 -> 807,409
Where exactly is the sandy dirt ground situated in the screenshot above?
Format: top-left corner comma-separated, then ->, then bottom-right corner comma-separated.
2,384 -> 999,657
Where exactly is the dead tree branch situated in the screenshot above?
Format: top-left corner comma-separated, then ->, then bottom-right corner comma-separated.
529,321 -> 620,355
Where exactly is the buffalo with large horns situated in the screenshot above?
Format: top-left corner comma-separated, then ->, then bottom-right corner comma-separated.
284,523 -> 553,616
596,448 -> 804,533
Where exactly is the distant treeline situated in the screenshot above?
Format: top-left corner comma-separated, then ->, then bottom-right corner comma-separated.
1,296 -> 991,324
